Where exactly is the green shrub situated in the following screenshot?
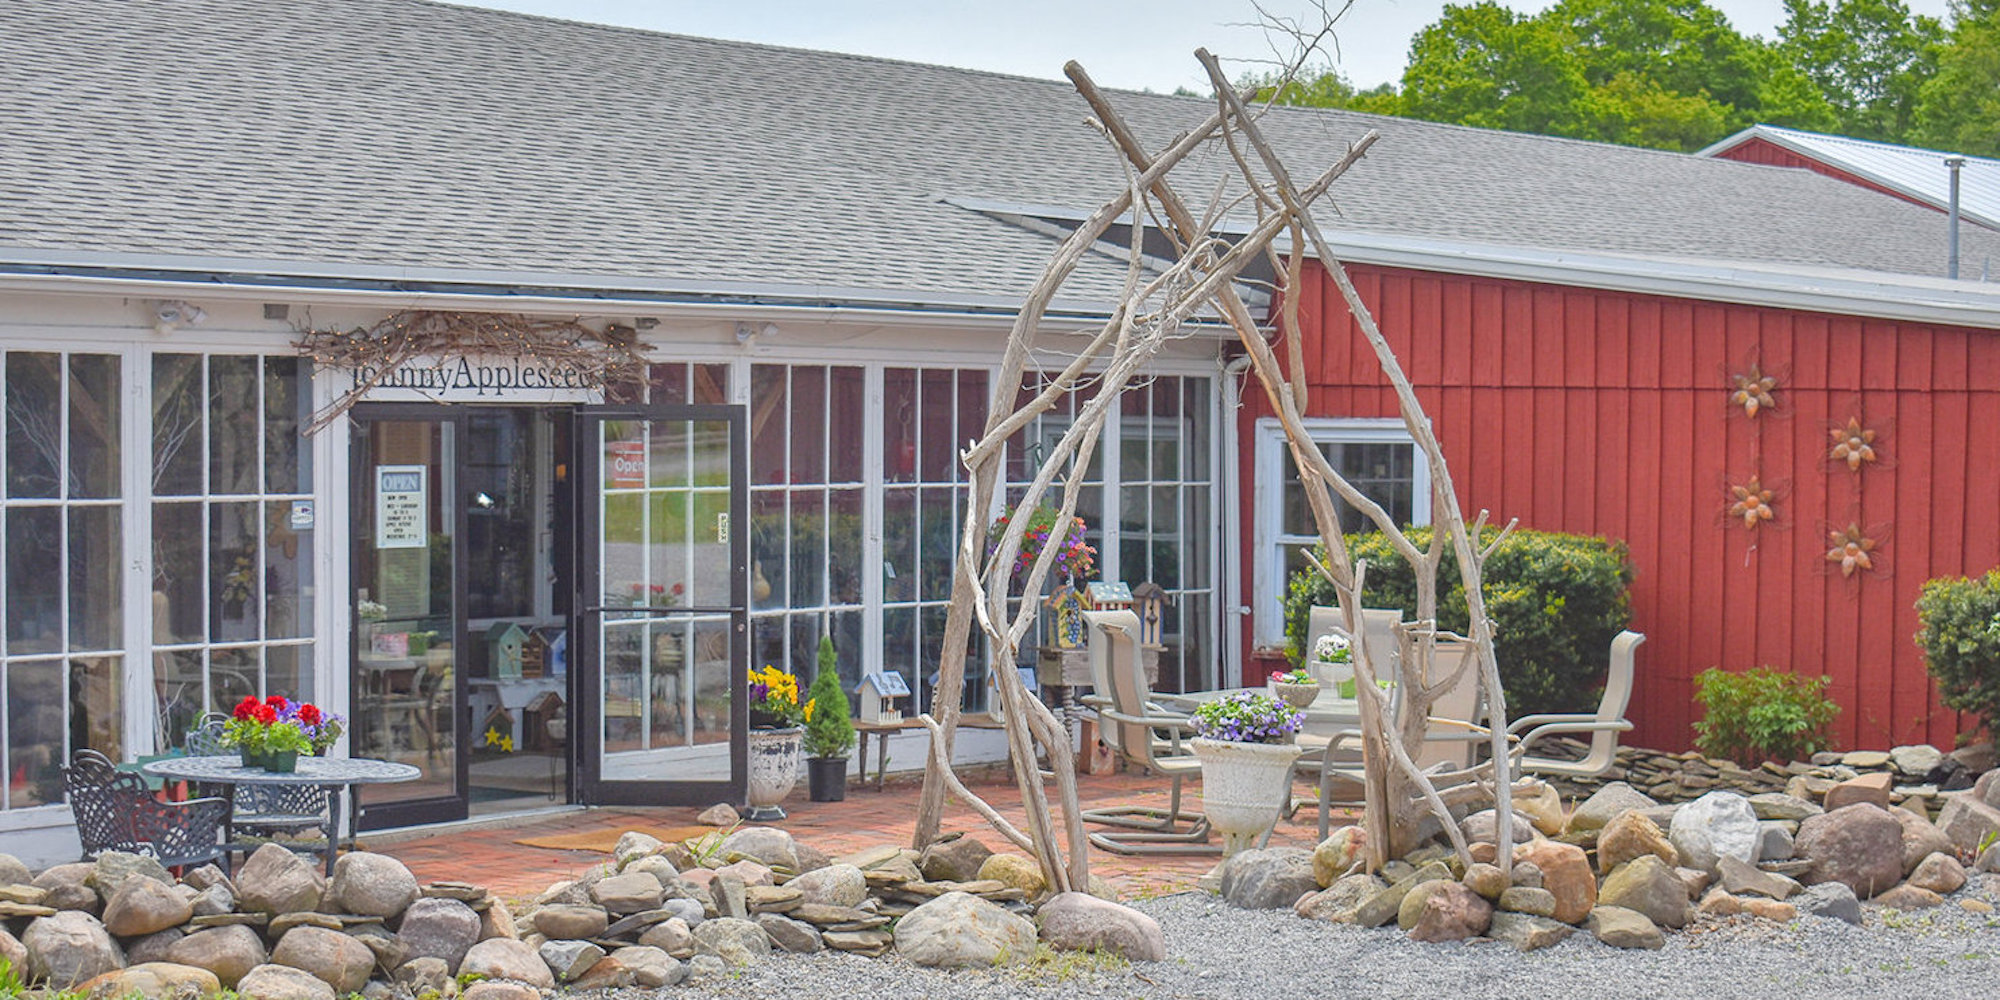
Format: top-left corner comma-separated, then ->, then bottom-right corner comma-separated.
1915,570 -> 2000,738
803,635 -> 857,759
1282,527 -> 1634,716
1692,667 -> 1840,764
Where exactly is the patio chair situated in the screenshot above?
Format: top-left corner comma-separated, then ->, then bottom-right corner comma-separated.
186,714 -> 330,859
63,749 -> 229,869
1079,610 -> 1218,855
1508,630 -> 1644,779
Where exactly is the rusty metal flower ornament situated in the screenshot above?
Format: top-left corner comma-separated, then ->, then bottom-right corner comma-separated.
1729,366 -> 1778,417
1829,418 -> 1877,471
1727,477 -> 1776,529
1825,523 -> 1877,577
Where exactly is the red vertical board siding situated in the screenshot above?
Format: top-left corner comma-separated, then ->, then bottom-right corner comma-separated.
1710,137 -> 1942,214
1245,259 -> 2000,750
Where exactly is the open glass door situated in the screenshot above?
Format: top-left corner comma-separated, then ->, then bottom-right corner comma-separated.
574,404 -> 748,805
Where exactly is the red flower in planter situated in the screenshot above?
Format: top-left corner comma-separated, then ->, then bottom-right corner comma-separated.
266,695 -> 289,712
233,697 -> 261,720
251,704 -> 278,726
297,703 -> 322,725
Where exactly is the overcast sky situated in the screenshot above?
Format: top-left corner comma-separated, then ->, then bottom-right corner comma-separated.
446,0 -> 1955,93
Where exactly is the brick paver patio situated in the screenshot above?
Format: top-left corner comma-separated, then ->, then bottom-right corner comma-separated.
374,767 -> 1347,901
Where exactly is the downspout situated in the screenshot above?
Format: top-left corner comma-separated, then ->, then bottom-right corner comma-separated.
1220,353 -> 1254,691
1947,156 -> 1966,280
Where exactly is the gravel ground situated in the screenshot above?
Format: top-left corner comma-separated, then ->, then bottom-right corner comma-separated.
648,873 -> 2000,1000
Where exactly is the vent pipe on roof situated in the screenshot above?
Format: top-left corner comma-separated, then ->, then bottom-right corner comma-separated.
1946,156 -> 1966,280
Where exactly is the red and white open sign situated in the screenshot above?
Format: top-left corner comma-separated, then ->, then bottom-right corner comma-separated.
606,439 -> 646,489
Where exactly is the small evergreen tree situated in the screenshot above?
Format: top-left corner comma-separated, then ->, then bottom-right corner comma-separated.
803,635 -> 856,759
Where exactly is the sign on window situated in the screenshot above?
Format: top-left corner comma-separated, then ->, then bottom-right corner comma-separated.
374,465 -> 428,549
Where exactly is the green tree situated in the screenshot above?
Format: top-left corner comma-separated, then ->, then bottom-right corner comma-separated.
1913,0 -> 2000,155
1779,0 -> 1945,141
1396,2 -> 1595,137
1244,69 -> 1402,115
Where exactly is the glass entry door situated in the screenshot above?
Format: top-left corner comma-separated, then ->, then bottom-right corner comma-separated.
349,409 -> 466,829
574,404 -> 748,806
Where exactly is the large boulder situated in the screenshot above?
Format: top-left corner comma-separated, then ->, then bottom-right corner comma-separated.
457,938 -> 554,988
975,854 -> 1047,898
1890,744 -> 1944,777
1034,892 -> 1164,961
0,853 -> 33,887
327,853 -> 419,919
917,837 -> 993,883
24,910 -> 124,986
1405,881 -> 1492,942
1513,841 -> 1595,924
1567,782 -> 1657,833
538,940 -> 604,982
237,963 -> 336,1000
167,925 -> 267,987
1293,873 -> 1384,924
1353,862 -> 1451,928
86,852 -> 174,903
893,892 -> 1036,969
1215,847 -> 1317,910
1907,852 -> 1967,895
1514,781 -> 1567,836
531,903 -> 608,940
1795,882 -> 1862,924
608,946 -> 683,988
1597,811 -> 1679,874
1893,807 -> 1953,875
124,929 -> 183,968
1795,803 -> 1904,898
271,926 -> 374,995
1596,856 -> 1689,929
397,897 -> 482,972
1459,810 -> 1538,846
613,831 -> 663,868
101,876 -> 193,937
1748,793 -> 1822,822
638,918 -> 694,958
0,926 -> 30,969
1975,767 -> 2000,809
235,845 -> 325,917
1667,791 -> 1760,875
1823,772 -> 1894,812
590,872 -> 665,915
716,827 -> 798,871
79,962 -> 219,1000
1486,912 -> 1573,952
1716,855 -> 1798,900
1934,794 -> 2000,853
787,864 -> 866,908
690,917 -> 771,967
754,914 -> 822,954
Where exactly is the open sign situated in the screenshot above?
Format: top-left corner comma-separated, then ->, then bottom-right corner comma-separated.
606,439 -> 646,489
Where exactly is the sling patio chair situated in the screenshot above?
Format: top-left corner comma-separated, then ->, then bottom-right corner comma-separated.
1078,609 -> 1219,855
1508,630 -> 1644,779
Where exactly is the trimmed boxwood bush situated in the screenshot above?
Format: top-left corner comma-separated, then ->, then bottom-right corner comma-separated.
1283,527 -> 1634,717
1915,569 -> 2000,738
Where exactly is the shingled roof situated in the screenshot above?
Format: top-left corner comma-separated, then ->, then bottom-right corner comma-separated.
1,0 -> 1995,314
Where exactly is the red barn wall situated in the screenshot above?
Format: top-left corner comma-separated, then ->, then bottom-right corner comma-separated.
1242,260 -> 1997,752
1710,137 -> 1938,214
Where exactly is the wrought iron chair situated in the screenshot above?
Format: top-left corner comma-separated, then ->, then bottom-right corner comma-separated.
186,714 -> 330,858
62,749 -> 228,869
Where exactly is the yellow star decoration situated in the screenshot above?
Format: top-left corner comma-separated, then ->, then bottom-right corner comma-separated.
1727,478 -> 1776,529
1829,418 -> 1878,471
484,726 -> 502,747
1826,524 -> 1878,577
1730,366 -> 1778,417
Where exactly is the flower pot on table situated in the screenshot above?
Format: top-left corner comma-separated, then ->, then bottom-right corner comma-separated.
262,750 -> 299,773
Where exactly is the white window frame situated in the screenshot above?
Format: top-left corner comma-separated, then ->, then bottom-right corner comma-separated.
1251,417 -> 1431,647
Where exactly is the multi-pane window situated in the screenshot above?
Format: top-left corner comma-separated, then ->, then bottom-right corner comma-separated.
1117,377 -> 1213,693
748,364 -> 866,694
883,368 -> 988,714
150,354 -> 316,749
2,352 -> 125,809
1258,419 -> 1430,645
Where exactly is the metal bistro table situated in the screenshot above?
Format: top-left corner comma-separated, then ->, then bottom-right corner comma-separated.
142,755 -> 421,876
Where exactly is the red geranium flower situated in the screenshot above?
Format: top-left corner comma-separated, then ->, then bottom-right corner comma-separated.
266,695 -> 289,712
252,704 -> 278,726
297,704 -> 322,725
233,696 -> 260,720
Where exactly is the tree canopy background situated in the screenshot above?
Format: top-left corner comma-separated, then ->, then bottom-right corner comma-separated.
1248,0 -> 1996,155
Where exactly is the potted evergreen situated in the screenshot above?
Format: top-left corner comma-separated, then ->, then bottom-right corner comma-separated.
803,635 -> 857,801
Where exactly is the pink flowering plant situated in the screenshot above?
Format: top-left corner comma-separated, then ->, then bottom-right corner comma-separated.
988,503 -> 1096,583
1190,691 -> 1305,744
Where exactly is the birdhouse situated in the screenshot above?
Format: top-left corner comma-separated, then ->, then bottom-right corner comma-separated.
1081,580 -> 1132,612
543,627 -> 568,676
1045,584 -> 1088,649
521,629 -> 550,677
1130,581 -> 1170,648
857,671 -> 911,725
486,622 -> 528,679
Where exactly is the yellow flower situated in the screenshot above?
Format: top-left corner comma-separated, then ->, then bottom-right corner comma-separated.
803,698 -> 816,723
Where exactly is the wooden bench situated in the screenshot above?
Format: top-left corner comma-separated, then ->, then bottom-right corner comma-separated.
854,713 -> 1004,791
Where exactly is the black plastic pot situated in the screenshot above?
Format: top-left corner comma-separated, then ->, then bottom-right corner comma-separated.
807,756 -> 848,802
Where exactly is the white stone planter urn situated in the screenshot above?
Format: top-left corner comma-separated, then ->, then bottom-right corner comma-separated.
745,726 -> 804,821
1190,737 -> 1303,856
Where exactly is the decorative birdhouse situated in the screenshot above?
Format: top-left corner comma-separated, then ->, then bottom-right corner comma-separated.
1130,581 -> 1170,648
521,629 -> 550,677
857,671 -> 911,725
486,622 -> 528,679
1045,584 -> 1089,649
542,627 -> 568,676
1081,580 -> 1132,612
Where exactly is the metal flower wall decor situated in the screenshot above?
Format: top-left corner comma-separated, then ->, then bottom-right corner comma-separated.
1829,417 -> 1878,471
1727,477 -> 1776,529
1825,523 -> 1878,577
1729,365 -> 1779,417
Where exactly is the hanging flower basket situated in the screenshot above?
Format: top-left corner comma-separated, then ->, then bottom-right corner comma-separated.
988,503 -> 1095,585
